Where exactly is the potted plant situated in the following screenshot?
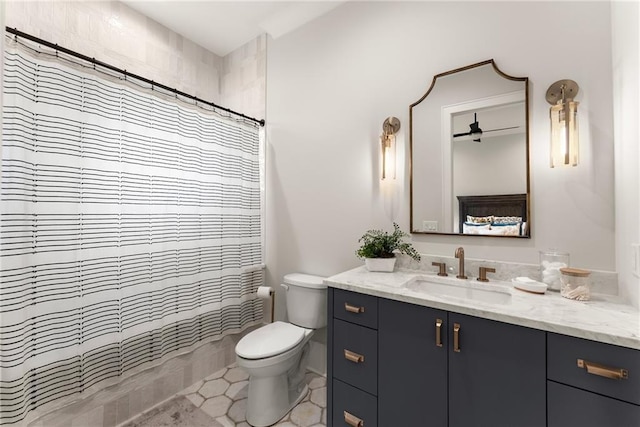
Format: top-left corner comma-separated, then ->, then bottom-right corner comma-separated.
356,222 -> 421,272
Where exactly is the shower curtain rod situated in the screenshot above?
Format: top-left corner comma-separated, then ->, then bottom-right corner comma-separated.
5,27 -> 266,127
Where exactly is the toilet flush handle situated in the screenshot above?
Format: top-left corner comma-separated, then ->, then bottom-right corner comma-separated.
281,284 -> 289,291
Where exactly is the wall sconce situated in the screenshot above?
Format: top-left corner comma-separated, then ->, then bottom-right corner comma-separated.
546,79 -> 580,167
381,117 -> 400,180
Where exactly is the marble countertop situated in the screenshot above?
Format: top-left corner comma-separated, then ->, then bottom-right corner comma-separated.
325,267 -> 640,350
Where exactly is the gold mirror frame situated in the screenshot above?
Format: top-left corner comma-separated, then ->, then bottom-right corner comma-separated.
409,59 -> 531,238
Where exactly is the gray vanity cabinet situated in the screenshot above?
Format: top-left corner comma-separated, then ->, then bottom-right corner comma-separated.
378,299 -> 546,427
328,289 -> 546,427
328,288 -> 638,426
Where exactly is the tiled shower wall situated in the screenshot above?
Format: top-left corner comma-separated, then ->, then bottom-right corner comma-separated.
5,0 -> 222,100
220,34 -> 267,121
3,1 -> 267,426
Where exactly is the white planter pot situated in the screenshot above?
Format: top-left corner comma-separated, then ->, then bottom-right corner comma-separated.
364,257 -> 396,272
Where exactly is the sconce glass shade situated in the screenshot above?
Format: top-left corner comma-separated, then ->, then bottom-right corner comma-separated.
381,117 -> 400,180
381,134 -> 396,180
550,101 -> 579,167
547,79 -> 580,168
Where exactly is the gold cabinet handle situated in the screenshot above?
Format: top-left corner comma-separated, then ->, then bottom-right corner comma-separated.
577,359 -> 628,380
453,323 -> 461,353
344,410 -> 364,427
344,302 -> 365,314
344,349 -> 365,363
435,318 -> 443,347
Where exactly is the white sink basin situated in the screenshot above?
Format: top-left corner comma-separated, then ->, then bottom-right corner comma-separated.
405,278 -> 512,305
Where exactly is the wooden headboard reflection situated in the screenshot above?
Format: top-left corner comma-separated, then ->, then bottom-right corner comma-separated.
457,194 -> 528,235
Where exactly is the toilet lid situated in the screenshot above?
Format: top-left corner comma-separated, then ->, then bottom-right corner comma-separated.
236,321 -> 306,359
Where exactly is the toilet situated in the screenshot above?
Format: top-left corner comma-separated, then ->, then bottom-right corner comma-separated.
235,273 -> 327,427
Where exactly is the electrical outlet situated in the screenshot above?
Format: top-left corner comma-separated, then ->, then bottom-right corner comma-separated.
633,244 -> 640,278
423,220 -> 438,232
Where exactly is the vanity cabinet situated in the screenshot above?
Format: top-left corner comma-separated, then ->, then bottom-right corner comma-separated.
328,289 -> 546,427
547,333 -> 640,427
379,299 -> 546,427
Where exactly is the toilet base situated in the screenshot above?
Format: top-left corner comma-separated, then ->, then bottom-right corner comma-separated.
243,342 -> 311,427
245,380 -> 308,427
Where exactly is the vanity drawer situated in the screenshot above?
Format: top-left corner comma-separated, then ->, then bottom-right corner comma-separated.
547,333 -> 640,405
333,379 -> 377,427
333,319 -> 378,395
333,289 -> 378,329
548,381 -> 640,427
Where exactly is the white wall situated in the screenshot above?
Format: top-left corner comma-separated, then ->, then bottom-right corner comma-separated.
266,1 -> 619,318
612,0 -> 640,308
454,134 -> 527,197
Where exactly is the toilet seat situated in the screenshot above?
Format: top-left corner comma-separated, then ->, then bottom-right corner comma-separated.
236,321 -> 306,359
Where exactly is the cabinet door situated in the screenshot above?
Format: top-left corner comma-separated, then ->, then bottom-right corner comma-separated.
378,298 -> 448,427
448,312 -> 546,427
548,381 -> 640,427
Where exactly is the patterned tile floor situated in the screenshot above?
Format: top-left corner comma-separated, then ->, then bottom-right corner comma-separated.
176,363 -> 327,427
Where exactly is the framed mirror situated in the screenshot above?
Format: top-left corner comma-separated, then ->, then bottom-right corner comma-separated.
410,59 -> 530,238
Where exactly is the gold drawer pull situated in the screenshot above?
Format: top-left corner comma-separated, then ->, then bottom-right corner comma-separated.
345,302 -> 365,314
344,349 -> 365,363
435,318 -> 443,347
453,323 -> 461,353
344,410 -> 364,427
577,359 -> 628,380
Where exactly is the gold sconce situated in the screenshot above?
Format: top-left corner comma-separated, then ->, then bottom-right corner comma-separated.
546,79 -> 580,167
381,117 -> 400,180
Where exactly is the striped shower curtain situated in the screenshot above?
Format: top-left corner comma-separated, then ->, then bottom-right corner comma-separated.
0,37 -> 264,424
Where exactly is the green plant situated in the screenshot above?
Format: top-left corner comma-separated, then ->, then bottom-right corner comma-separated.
356,223 -> 421,261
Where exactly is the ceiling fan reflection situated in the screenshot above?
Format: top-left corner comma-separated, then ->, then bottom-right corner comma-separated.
452,112 -> 519,142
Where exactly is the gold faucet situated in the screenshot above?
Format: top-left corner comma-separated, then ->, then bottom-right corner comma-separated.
454,247 -> 467,279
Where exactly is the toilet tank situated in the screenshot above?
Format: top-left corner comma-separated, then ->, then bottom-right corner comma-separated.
282,273 -> 327,329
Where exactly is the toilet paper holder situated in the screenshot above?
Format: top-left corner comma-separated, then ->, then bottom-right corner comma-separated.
257,286 -> 275,323
269,289 -> 274,323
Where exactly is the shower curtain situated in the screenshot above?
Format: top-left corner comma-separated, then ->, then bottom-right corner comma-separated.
0,38 -> 264,425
